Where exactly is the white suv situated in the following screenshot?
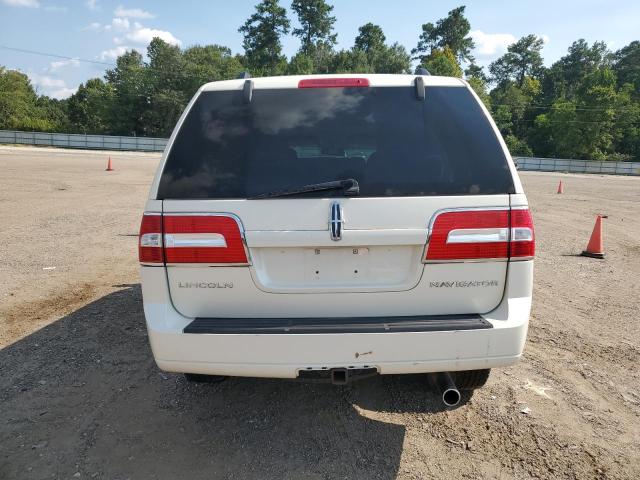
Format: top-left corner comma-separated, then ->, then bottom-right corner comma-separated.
139,74 -> 534,405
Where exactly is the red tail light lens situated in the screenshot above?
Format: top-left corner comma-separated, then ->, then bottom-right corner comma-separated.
139,213 -> 163,264
298,77 -> 370,88
162,215 -> 249,265
510,208 -> 535,258
425,208 -> 535,262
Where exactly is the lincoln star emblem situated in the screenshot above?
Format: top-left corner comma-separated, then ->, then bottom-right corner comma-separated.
330,201 -> 343,241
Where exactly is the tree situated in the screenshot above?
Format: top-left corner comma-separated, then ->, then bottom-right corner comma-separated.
104,49 -> 147,135
541,39 -> 610,101
291,0 -> 336,53
352,24 -> 410,74
0,67 -> 64,131
412,6 -> 475,63
490,76 -> 541,153
420,47 -> 462,77
287,51 -> 315,74
67,78 -> 114,134
612,83 -> 640,160
489,34 -> 545,86
330,49 -> 373,73
531,69 -> 618,160
354,23 -> 386,54
465,63 -> 490,107
465,62 -> 488,82
238,0 -> 290,76
613,41 -> 640,95
181,44 -> 245,94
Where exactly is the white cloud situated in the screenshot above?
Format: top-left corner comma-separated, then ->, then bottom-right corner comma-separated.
44,4 -> 67,11
30,73 -> 77,99
470,30 -> 516,58
2,0 -> 40,7
31,74 -> 65,88
86,0 -> 99,10
114,5 -> 154,19
540,34 -> 551,45
82,21 -> 102,31
50,87 -> 76,98
100,45 -> 131,60
126,25 -> 181,46
84,17 -> 130,32
109,17 -> 130,31
48,58 -> 80,71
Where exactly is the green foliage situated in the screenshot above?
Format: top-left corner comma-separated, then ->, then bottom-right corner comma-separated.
613,41 -> 640,96
352,24 -> 410,74
412,6 -> 475,63
291,0 -> 336,53
466,76 -> 490,108
0,67 -> 65,131
67,78 -> 114,134
541,39 -> 611,102
419,46 -> 462,77
490,34 -> 545,86
238,0 -> 290,76
504,134 -> 533,157
354,23 -> 386,54
1,4 -> 640,162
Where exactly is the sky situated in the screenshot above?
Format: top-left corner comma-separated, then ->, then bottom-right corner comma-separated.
0,0 -> 638,99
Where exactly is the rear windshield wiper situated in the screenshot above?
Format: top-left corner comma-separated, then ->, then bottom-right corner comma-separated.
249,178 -> 359,199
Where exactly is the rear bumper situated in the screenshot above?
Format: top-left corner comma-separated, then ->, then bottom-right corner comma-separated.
140,261 -> 533,378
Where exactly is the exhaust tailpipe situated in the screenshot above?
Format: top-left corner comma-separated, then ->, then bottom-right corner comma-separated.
429,372 -> 461,407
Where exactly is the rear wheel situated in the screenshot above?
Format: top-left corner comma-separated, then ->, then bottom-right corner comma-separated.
453,369 -> 490,390
184,373 -> 227,384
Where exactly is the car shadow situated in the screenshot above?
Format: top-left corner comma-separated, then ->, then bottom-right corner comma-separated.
0,284 -> 462,480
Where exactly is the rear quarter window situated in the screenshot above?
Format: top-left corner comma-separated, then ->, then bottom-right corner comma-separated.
157,85 -> 514,199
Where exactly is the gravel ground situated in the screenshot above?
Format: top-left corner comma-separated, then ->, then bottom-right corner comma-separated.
1,146 -> 639,479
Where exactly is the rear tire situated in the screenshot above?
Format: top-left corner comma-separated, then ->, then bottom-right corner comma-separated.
453,369 -> 490,390
184,373 -> 227,384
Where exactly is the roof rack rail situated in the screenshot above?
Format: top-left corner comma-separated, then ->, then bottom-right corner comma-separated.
416,67 -> 431,76
237,71 -> 251,79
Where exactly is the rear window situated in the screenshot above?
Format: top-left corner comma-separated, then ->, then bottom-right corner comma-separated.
158,85 -> 514,199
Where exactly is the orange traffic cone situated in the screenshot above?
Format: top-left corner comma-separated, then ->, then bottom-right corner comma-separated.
105,156 -> 114,171
557,180 -> 564,194
581,215 -> 605,259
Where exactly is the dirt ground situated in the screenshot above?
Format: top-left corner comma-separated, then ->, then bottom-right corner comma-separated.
1,146 -> 639,480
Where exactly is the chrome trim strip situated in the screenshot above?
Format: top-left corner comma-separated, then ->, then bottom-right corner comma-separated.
425,257 -> 510,264
164,233 -> 227,248
165,263 -> 252,267
509,256 -> 534,262
446,228 -> 509,244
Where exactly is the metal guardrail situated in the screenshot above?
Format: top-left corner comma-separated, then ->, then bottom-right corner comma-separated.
1,130 -> 639,175
0,130 -> 167,152
514,157 -> 640,176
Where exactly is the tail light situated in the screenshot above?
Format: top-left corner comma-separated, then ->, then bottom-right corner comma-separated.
424,208 -> 534,262
298,77 -> 370,88
139,213 -> 163,265
139,213 -> 249,266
